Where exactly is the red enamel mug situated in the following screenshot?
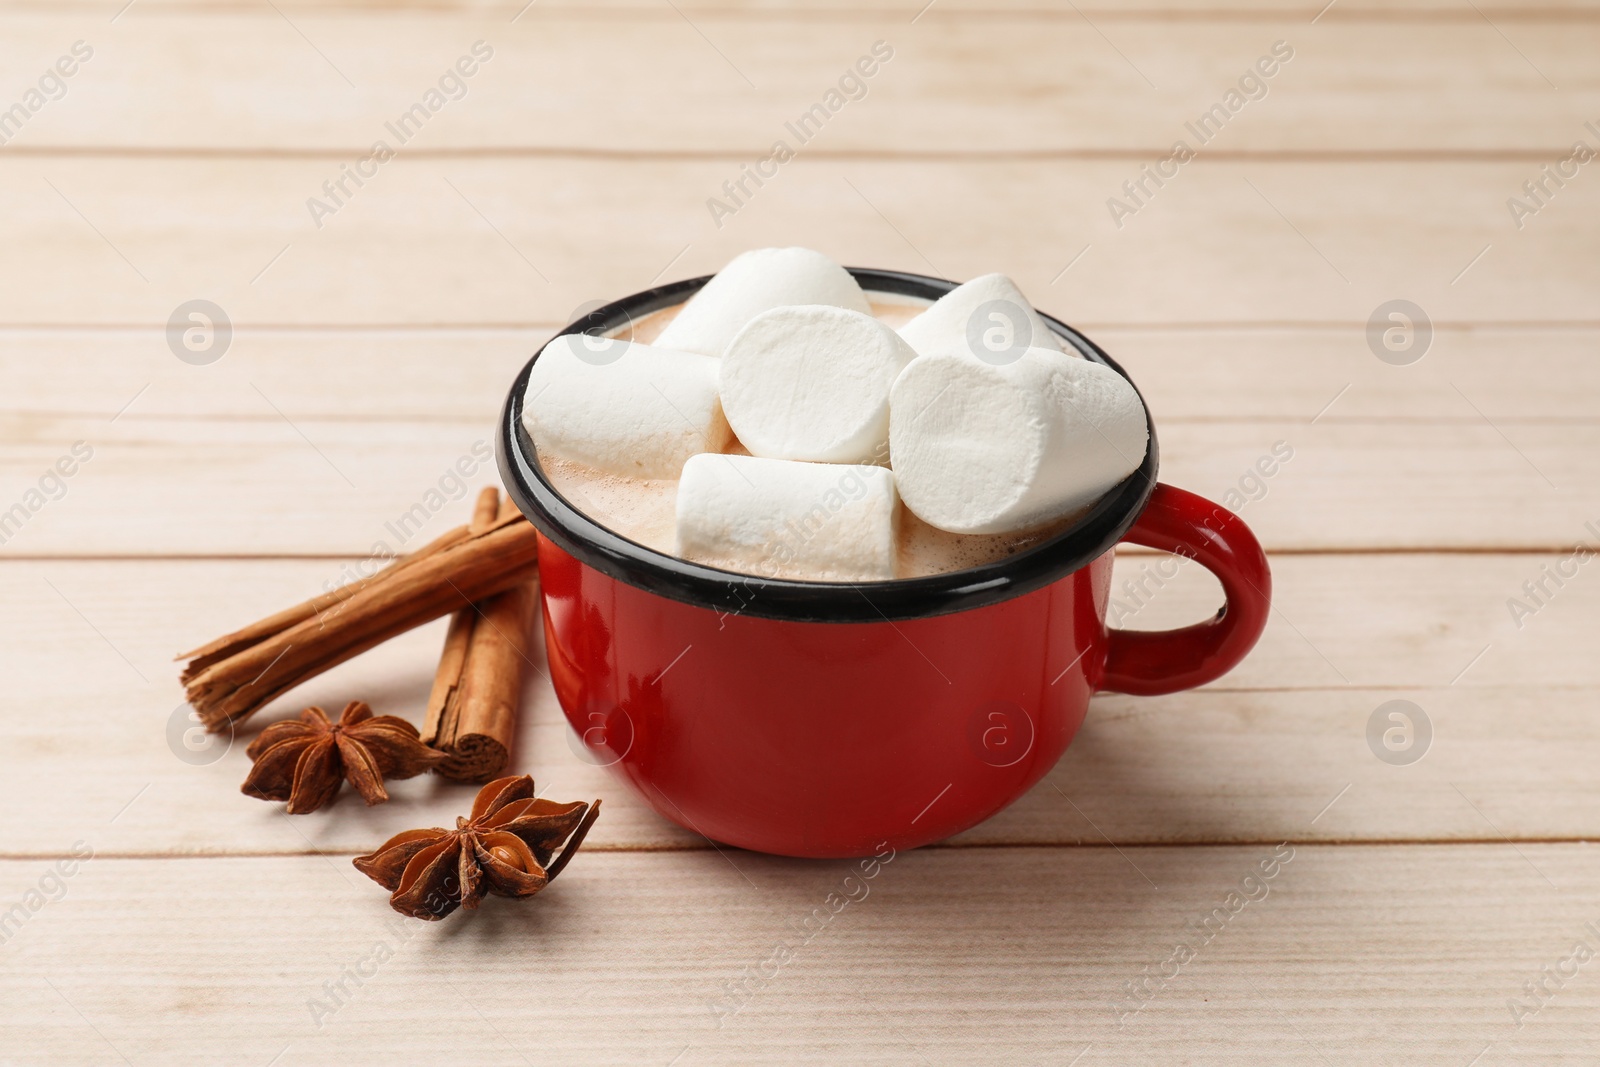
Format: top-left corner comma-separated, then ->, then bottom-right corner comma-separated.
499,268 -> 1271,859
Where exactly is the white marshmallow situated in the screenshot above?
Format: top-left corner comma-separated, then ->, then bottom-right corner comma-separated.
655,247 -> 872,357
676,454 -> 899,581
523,333 -> 731,479
889,347 -> 1147,535
896,273 -> 1070,362
719,305 -> 917,465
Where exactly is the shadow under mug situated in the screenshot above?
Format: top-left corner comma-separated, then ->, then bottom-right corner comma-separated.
498,268 -> 1272,859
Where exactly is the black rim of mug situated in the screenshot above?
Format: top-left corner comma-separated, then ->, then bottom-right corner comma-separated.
497,266 -> 1161,623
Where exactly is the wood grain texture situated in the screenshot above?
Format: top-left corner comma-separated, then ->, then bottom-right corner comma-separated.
1,553 -> 1592,855
0,12 -> 1595,153
2,846 -> 1596,1064
3,327 -> 1595,422
0,413 -> 1591,555
18,0 -> 1600,14
0,157 -> 1594,327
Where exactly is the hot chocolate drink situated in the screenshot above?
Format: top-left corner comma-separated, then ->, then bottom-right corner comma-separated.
535,297 -> 1088,581
522,248 -> 1147,583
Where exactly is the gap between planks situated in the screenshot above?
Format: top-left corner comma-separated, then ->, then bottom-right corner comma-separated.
44,412 -> 1594,427
0,147 -> 1587,163
3,837 -> 1593,862
2,546 -> 1596,562
0,322 -> 1595,333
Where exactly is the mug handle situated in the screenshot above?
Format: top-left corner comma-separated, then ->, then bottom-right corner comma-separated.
1099,483 -> 1272,696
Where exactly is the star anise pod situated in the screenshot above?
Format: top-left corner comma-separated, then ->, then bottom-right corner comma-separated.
353,775 -> 600,920
242,701 -> 446,814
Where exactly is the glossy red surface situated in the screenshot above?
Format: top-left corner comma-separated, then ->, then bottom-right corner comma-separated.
537,483 -> 1270,858
1102,484 -> 1273,696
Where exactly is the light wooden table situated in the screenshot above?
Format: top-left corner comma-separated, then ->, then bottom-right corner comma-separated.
3,1 -> 1597,1062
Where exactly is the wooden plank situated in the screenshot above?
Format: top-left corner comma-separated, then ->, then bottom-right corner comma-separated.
0,329 -> 542,422
1116,325 -> 1600,423
3,326 -> 1595,425
0,157 -> 1595,327
2,12 -> 1596,153
1,553 -> 1594,855
2,846 -> 1596,1063
20,0 -> 1600,15
0,413 -> 1592,554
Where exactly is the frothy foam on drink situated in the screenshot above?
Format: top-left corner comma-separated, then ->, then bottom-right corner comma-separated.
537,296 -> 1089,581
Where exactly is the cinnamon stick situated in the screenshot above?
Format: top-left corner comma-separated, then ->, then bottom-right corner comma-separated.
422,488 -> 539,782
178,523 -> 472,675
179,503 -> 540,733
426,583 -> 538,782
421,489 -> 503,733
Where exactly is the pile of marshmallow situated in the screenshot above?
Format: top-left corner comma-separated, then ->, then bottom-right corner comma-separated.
524,247 -> 1148,581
